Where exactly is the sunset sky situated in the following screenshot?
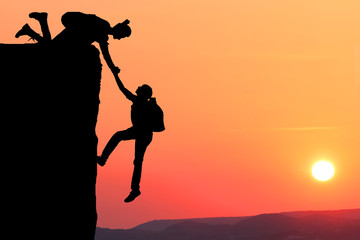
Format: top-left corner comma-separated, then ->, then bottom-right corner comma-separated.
2,0 -> 360,229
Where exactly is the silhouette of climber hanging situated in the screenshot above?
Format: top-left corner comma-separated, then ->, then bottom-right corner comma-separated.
98,75 -> 165,202
15,12 -> 131,75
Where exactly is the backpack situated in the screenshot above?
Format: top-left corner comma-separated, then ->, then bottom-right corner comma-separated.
149,98 -> 165,132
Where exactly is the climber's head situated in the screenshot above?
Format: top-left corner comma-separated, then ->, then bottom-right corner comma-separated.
136,84 -> 152,100
111,19 -> 131,40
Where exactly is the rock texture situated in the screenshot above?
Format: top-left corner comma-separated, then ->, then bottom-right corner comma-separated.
1,43 -> 101,239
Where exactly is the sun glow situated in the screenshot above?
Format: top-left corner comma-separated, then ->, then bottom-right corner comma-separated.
312,161 -> 335,181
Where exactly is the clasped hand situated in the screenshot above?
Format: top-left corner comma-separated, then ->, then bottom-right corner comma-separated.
112,66 -> 121,75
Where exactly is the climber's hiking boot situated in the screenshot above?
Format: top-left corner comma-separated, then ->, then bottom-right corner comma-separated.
97,156 -> 107,167
15,24 -> 32,38
124,190 -> 141,203
29,12 -> 48,22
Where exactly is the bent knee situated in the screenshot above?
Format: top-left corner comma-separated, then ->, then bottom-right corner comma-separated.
113,131 -> 124,138
112,130 -> 129,140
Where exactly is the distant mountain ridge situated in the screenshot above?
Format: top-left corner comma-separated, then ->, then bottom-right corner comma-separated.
95,209 -> 360,240
133,216 -> 249,231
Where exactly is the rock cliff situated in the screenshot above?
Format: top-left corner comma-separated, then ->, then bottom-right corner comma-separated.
1,43 -> 101,239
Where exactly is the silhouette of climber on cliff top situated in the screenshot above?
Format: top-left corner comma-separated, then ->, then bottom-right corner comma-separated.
98,73 -> 165,203
15,12 -> 131,75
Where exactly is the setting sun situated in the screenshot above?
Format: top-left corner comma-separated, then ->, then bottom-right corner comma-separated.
312,161 -> 335,181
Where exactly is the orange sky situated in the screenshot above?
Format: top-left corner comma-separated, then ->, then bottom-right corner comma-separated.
2,0 -> 360,229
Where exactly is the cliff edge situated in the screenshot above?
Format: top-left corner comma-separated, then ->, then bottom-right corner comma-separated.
1,43 -> 101,239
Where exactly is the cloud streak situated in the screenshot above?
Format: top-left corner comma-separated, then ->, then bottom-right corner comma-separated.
236,126 -> 339,132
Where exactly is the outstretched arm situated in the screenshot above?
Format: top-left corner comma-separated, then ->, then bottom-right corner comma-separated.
113,74 -> 136,101
99,41 -> 135,101
99,41 -> 120,75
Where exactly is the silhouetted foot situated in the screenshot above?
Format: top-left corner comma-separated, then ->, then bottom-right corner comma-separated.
15,24 -> 32,38
124,190 -> 141,203
29,12 -> 48,22
97,156 -> 107,166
